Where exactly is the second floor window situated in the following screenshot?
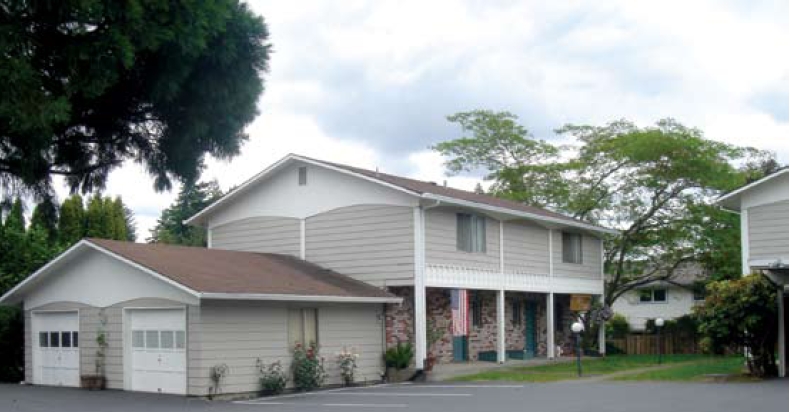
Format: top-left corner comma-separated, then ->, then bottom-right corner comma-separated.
562,232 -> 583,264
457,213 -> 486,253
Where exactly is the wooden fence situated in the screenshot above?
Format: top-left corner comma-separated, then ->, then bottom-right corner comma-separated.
608,333 -> 699,355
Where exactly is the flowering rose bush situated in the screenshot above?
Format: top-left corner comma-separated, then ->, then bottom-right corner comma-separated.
257,359 -> 287,395
336,347 -> 359,385
292,342 -> 326,391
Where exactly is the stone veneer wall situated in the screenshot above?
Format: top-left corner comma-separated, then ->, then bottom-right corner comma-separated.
554,294 -> 576,355
385,286 -> 414,349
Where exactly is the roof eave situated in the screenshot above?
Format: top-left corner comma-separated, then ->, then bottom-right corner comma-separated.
199,292 -> 402,304
716,168 -> 789,210
420,193 -> 619,236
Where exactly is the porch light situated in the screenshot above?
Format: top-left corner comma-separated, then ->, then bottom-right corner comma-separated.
571,322 -> 583,377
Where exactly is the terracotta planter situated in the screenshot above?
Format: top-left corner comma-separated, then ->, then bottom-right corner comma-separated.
80,375 -> 106,390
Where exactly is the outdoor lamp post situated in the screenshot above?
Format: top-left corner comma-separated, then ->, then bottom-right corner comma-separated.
655,318 -> 665,364
571,322 -> 584,377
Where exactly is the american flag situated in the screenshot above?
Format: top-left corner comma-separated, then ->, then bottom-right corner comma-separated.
451,289 -> 469,336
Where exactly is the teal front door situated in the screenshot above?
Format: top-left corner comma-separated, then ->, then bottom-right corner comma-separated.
524,302 -> 537,357
452,336 -> 468,361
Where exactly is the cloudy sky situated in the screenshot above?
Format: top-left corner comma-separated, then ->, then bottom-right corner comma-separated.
55,0 -> 789,241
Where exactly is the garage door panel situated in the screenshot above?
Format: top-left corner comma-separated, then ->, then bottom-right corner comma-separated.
32,312 -> 80,387
128,309 -> 186,395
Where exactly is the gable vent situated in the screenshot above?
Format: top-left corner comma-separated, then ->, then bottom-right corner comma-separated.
298,166 -> 307,186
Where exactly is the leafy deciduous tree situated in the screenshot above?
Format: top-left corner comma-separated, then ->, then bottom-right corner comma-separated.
434,111 -> 773,306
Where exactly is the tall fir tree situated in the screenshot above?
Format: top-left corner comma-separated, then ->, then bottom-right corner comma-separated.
58,195 -> 85,246
30,196 -> 59,245
3,198 -> 25,233
85,195 -> 109,238
149,180 -> 223,246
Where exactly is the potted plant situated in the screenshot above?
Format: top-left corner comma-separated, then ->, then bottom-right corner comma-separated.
384,341 -> 414,382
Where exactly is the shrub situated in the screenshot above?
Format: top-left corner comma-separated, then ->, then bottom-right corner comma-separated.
695,275 -> 778,377
292,342 -> 326,391
0,307 -> 23,382
336,347 -> 359,386
606,313 -> 630,339
257,359 -> 287,395
384,341 -> 414,370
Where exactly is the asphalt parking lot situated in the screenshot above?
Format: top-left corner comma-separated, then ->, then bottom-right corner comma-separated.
1,380 -> 787,412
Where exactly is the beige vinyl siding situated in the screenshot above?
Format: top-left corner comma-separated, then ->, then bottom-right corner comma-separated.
503,221 -> 550,274
748,200 -> 789,262
552,232 -> 602,279
425,208 -> 500,271
25,299 -> 192,391
211,216 -> 301,256
189,301 -> 385,395
319,305 -> 385,385
188,301 -> 289,396
306,205 -> 414,286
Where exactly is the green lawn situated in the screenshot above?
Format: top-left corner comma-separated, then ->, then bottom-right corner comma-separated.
613,356 -> 748,382
452,354 -> 735,383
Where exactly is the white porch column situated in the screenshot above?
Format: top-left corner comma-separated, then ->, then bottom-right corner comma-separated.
547,292 -> 555,359
779,290 -> 786,378
497,289 -> 506,363
413,207 -> 427,369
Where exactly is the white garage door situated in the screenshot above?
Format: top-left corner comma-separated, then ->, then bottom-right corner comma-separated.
128,308 -> 187,395
32,311 -> 80,387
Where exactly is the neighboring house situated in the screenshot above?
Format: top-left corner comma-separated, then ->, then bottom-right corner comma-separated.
0,154 -> 616,396
716,167 -> 788,378
611,263 -> 707,331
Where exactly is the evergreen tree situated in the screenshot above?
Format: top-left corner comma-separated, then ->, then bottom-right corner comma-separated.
149,180 -> 223,246
3,198 -> 24,233
58,195 -> 85,246
85,195 -> 110,238
109,197 -> 128,241
30,196 -> 59,245
124,206 -> 137,242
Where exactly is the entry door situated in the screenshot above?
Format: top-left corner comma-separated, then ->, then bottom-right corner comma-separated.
524,302 -> 537,358
33,311 -> 80,387
128,309 -> 186,395
452,336 -> 468,361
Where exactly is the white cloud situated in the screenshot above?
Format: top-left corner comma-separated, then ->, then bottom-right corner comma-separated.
37,0 -> 787,241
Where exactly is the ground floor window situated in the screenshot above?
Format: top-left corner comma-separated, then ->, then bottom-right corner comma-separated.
288,308 -> 318,348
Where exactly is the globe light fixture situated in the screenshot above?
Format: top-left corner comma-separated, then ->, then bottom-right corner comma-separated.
571,321 -> 584,376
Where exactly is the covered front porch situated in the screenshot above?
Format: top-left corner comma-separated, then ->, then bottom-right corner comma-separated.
385,286 -> 604,368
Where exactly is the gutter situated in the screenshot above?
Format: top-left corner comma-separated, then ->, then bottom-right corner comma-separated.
199,292 -> 403,304
420,193 -> 619,236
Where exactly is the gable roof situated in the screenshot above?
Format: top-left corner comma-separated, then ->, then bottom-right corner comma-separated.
185,154 -> 617,235
0,238 -> 400,305
716,167 -> 789,211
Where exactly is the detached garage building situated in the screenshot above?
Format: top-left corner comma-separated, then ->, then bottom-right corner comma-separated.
0,238 -> 400,396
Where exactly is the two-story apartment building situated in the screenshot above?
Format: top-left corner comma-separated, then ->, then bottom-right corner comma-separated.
716,167 -> 788,378
1,154 -> 616,396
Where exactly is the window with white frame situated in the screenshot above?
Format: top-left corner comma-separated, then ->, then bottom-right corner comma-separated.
639,288 -> 668,303
457,213 -> 486,253
562,232 -> 583,264
288,308 -> 318,349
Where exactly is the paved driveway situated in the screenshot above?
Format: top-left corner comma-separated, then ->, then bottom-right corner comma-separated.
1,380 -> 787,412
